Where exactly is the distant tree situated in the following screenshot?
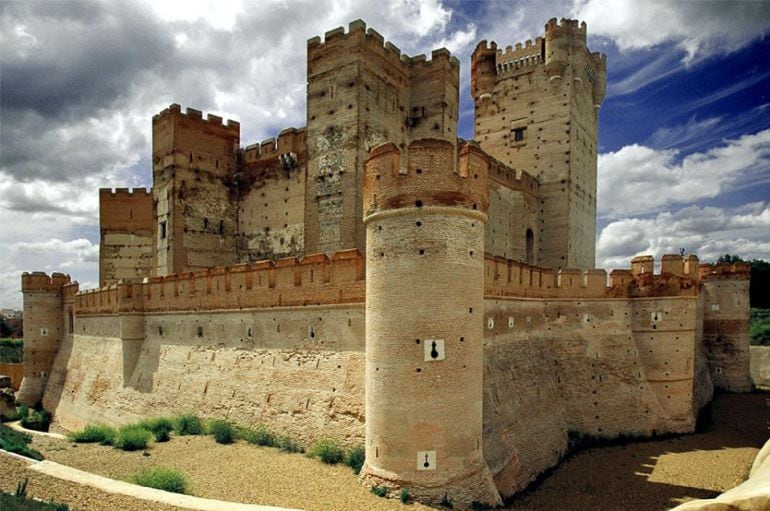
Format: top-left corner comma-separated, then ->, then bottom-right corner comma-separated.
750,259 -> 770,309
0,318 -> 11,338
717,253 -> 744,263
714,255 -> 769,308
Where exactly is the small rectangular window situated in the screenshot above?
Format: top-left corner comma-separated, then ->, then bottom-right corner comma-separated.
160,221 -> 167,239
513,127 -> 526,142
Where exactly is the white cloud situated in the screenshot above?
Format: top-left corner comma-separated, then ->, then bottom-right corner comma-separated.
598,128 -> 770,218
572,0 -> 770,63
597,203 -> 770,270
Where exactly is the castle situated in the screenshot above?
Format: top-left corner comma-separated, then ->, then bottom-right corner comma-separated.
17,18 -> 751,507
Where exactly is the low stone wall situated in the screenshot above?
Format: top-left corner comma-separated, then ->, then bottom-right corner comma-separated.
0,362 -> 24,390
750,346 -> 770,388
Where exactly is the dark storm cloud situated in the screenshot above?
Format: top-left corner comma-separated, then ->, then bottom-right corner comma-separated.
0,0 -> 175,118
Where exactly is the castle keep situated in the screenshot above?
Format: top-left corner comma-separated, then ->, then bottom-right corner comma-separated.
18,18 -> 751,508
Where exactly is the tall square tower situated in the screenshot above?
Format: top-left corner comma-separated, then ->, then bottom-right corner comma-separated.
472,18 -> 605,268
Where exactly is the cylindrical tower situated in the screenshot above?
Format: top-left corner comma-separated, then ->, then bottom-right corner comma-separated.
361,139 -> 501,507
544,18 -> 586,83
471,40 -> 497,103
16,272 -> 69,406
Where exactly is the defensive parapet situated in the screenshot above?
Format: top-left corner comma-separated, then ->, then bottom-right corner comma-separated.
17,272 -> 72,406
484,254 -> 702,299
698,261 -> 752,391
308,20 -> 460,77
363,139 -> 488,214
75,249 -> 365,316
241,127 -> 307,183
362,138 -> 501,506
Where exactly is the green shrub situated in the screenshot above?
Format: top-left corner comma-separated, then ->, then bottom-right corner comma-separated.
239,425 -> 276,447
0,489 -> 70,510
345,445 -> 365,474
70,424 -> 117,445
16,405 -> 29,420
208,420 -> 235,444
172,414 -> 204,436
308,438 -> 344,464
440,493 -> 454,509
20,409 -> 51,432
0,425 -> 43,460
114,424 -> 152,451
140,417 -> 173,442
371,485 -> 388,498
0,338 -> 23,363
131,466 -> 188,494
15,477 -> 27,497
750,309 -> 770,345
400,488 -> 411,503
277,435 -> 303,453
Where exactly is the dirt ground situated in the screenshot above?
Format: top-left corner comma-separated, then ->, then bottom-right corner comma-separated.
1,391 -> 767,511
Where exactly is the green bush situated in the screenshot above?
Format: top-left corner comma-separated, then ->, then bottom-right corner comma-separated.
371,485 -> 388,498
750,309 -> 770,345
172,414 -> 204,436
308,438 -> 344,464
20,409 -> 51,432
345,445 -> 365,474
114,424 -> 152,451
0,489 -> 70,510
208,420 -> 235,444
0,338 -> 23,363
440,493 -> 454,509
70,424 -> 116,445
0,425 -> 43,460
131,466 -> 188,494
239,425 -> 276,447
277,435 -> 303,453
400,488 -> 411,503
140,417 -> 173,442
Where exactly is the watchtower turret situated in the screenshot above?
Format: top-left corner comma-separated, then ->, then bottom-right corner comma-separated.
361,139 -> 501,507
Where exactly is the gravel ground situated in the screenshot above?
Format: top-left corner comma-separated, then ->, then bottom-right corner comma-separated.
4,392 -> 766,511
0,455 -> 188,511
506,392 -> 770,511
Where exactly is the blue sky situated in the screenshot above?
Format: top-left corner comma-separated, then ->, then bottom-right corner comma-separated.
1,0 -> 769,307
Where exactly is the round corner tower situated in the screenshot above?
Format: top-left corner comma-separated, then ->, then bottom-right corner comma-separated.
16,272 -> 70,406
361,139 -> 501,507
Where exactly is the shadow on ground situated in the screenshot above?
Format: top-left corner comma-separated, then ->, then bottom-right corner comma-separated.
505,392 -> 770,511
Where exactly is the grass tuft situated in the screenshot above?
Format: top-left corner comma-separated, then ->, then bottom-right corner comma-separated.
277,435 -> 303,453
371,485 -> 388,498
131,466 -> 188,494
308,438 -> 344,464
207,420 -> 235,444
0,424 -> 43,460
172,414 -> 204,436
140,417 -> 174,442
114,424 -> 152,451
69,424 -> 117,445
238,425 -> 276,447
345,445 -> 365,474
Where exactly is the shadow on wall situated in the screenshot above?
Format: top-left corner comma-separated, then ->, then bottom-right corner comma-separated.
505,392 -> 770,511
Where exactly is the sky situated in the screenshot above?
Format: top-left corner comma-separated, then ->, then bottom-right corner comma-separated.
1,0 -> 769,308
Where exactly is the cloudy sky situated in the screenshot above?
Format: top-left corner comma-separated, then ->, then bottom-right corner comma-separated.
1,0 -> 769,308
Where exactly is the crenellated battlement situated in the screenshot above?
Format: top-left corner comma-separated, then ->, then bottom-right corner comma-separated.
485,254 -> 704,299
363,139 -> 489,217
242,127 -> 306,164
699,261 -> 751,280
99,187 -> 152,198
495,37 -> 545,75
152,103 -> 240,134
308,19 -> 459,76
75,249 -> 365,315
21,272 -> 72,293
544,17 -> 587,41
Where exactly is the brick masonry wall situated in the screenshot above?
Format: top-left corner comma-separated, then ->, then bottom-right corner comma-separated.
99,188 -> 153,286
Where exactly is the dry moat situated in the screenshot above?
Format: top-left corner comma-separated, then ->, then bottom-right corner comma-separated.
0,392 -> 766,511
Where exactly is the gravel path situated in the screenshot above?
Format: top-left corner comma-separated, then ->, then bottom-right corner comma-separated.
5,392 -> 766,511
